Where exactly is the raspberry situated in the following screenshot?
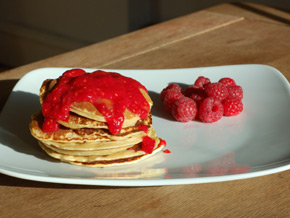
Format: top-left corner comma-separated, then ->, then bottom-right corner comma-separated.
163,90 -> 183,112
189,92 -> 207,106
223,99 -> 243,116
160,83 -> 182,101
183,86 -> 207,106
219,77 -> 236,86
198,97 -> 224,123
172,97 -> 197,122
227,85 -> 243,100
204,82 -> 228,101
183,85 -> 198,97
194,76 -> 211,90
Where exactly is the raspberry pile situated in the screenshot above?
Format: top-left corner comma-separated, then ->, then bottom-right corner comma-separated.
160,76 -> 243,123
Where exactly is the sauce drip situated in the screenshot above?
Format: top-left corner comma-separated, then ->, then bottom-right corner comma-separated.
141,136 -> 156,154
41,69 -> 150,134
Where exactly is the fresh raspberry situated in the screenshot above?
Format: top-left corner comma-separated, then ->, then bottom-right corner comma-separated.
183,85 -> 198,97
198,97 -> 224,123
160,83 -> 182,101
189,92 -> 207,106
172,97 -> 197,122
194,76 -> 211,90
163,90 -> 183,112
204,82 -> 228,101
227,85 -> 243,100
223,99 -> 243,116
183,86 -> 207,106
219,77 -> 236,86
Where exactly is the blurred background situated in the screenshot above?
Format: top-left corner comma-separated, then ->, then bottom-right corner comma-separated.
0,0 -> 288,70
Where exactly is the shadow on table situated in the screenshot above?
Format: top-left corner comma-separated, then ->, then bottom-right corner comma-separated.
0,173 -> 132,189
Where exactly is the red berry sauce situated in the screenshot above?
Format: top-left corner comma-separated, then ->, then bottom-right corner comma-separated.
41,69 -> 150,135
141,136 -> 156,154
137,125 -> 149,133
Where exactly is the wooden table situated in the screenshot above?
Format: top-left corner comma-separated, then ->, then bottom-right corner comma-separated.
0,2 -> 289,217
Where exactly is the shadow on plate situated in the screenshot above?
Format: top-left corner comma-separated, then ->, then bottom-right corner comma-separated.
148,82 -> 189,121
148,91 -> 173,121
0,90 -> 48,160
0,91 -> 168,188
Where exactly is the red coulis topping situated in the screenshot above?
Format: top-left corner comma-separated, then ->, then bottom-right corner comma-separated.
163,149 -> 171,154
41,69 -> 150,134
137,125 -> 149,133
141,136 -> 156,154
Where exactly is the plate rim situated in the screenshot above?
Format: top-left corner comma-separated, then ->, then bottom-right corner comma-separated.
1,64 -> 290,186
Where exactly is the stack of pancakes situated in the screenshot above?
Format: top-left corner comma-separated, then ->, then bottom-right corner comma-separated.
30,72 -> 165,167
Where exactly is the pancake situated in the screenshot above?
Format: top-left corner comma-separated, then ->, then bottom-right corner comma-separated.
42,136 -> 141,151
37,127 -> 157,152
39,79 -> 153,126
30,112 -> 151,143
42,142 -> 135,156
57,111 -> 152,130
30,69 -> 166,168
39,127 -> 157,151
38,137 -> 164,167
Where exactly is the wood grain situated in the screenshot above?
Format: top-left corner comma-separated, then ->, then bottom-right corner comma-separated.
0,10 -> 242,80
0,3 -> 290,217
207,2 -> 290,26
104,19 -> 290,70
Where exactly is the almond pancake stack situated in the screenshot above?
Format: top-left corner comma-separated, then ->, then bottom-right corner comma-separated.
30,69 -> 166,167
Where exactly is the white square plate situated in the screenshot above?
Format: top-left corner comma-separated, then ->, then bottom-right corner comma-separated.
1,64 -> 290,186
